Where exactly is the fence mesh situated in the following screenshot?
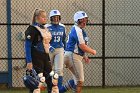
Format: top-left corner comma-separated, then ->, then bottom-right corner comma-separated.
0,0 -> 7,23
105,0 -> 140,23
105,26 -> 140,57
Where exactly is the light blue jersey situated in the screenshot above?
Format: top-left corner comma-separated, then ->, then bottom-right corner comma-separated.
65,25 -> 89,56
45,23 -> 66,90
45,23 -> 66,49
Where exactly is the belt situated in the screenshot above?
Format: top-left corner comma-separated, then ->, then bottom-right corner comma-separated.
73,52 -> 83,56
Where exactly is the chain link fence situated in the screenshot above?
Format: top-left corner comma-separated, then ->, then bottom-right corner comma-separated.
0,0 -> 140,88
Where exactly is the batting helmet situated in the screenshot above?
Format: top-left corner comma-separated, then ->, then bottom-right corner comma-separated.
74,11 -> 88,23
23,69 -> 39,90
49,10 -> 61,18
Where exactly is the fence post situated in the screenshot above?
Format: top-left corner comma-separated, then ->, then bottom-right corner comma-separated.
102,0 -> 106,88
7,0 -> 12,88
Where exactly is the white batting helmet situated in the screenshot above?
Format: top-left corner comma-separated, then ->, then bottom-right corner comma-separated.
49,10 -> 61,18
74,11 -> 88,22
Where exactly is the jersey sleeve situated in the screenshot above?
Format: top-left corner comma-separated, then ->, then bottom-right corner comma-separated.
24,26 -> 36,63
75,27 -> 85,45
25,40 -> 32,63
25,25 -> 36,41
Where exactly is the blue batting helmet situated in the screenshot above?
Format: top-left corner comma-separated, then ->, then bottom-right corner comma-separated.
23,69 -> 39,90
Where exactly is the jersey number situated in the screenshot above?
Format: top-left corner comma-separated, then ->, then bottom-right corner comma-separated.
54,36 -> 60,42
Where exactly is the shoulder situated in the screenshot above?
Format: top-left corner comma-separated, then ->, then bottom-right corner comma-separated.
68,26 -> 76,36
25,25 -> 38,35
44,24 -> 52,28
26,25 -> 35,33
59,23 -> 65,27
26,25 -> 36,31
74,25 -> 82,33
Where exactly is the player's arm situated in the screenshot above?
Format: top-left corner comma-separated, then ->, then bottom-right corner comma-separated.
25,26 -> 36,70
25,40 -> 33,70
76,29 -> 96,55
79,43 -> 96,55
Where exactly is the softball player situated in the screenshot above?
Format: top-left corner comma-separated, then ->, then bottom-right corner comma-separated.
25,9 -> 53,93
60,11 -> 96,93
45,10 -> 66,91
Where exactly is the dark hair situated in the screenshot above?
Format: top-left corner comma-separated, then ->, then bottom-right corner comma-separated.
32,9 -> 46,24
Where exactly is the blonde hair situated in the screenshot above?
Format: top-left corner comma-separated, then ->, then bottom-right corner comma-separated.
32,9 -> 46,24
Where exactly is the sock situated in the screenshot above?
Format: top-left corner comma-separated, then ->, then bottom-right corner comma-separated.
59,79 -> 76,93
29,89 -> 34,93
45,76 -> 53,93
58,76 -> 63,89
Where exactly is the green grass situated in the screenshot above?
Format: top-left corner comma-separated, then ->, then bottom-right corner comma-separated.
1,87 -> 140,93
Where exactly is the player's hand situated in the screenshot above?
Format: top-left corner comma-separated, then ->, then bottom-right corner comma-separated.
83,56 -> 91,64
26,63 -> 33,70
92,50 -> 96,55
49,46 -> 55,53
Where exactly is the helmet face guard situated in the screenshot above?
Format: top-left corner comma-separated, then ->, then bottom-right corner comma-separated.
23,69 -> 39,90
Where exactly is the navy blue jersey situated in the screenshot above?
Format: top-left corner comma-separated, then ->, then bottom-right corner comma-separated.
25,23 -> 46,63
65,25 -> 89,56
45,23 -> 66,49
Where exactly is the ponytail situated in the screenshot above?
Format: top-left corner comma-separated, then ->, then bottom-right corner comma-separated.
31,9 -> 46,24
